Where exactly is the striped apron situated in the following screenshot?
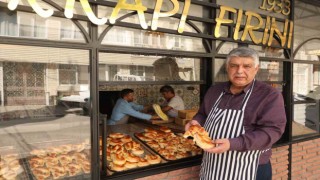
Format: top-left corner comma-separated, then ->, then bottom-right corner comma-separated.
200,80 -> 263,180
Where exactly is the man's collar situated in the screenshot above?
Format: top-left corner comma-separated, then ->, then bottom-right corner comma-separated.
223,80 -> 254,94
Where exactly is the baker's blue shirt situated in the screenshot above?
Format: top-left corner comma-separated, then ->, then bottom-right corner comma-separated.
108,98 -> 151,125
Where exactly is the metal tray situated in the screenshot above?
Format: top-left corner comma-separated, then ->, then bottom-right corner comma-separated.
134,131 -> 202,162
104,134 -> 163,174
23,140 -> 90,180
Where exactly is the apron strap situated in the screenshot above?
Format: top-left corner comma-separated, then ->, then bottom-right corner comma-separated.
240,79 -> 256,111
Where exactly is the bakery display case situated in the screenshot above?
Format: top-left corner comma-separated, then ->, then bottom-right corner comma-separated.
0,114 -> 92,180
101,122 -> 203,179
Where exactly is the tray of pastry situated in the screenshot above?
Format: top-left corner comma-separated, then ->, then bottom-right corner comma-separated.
0,146 -> 28,180
103,132 -> 163,173
25,139 -> 91,180
134,126 -> 202,161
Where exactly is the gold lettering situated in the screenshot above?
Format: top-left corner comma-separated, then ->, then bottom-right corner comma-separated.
215,6 -> 236,38
64,0 -> 75,18
241,11 -> 263,44
152,0 -> 179,31
177,0 -> 191,33
8,0 -> 54,18
80,0 -> 108,25
262,16 -> 271,45
110,0 -> 148,29
7,0 -> 19,11
268,18 -> 289,47
287,20 -> 293,48
233,9 -> 243,40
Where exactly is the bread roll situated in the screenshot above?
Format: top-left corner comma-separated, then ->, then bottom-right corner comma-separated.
109,133 -> 125,139
109,162 -> 126,171
124,161 -> 138,169
183,124 -> 214,149
137,158 -> 149,167
145,155 -> 161,164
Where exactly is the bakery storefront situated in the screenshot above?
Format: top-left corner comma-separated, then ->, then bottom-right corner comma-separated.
0,0 -> 320,179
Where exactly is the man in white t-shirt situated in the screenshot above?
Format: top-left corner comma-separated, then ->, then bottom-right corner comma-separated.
160,85 -> 185,118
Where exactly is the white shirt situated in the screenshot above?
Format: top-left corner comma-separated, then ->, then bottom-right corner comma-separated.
163,95 -> 185,118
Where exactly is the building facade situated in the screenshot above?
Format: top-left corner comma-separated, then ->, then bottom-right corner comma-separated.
0,0 -> 320,179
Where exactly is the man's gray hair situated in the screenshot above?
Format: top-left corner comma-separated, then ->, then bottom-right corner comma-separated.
226,47 -> 260,67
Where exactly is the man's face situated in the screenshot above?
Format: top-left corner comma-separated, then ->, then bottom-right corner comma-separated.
161,92 -> 171,101
226,57 -> 259,88
125,93 -> 135,102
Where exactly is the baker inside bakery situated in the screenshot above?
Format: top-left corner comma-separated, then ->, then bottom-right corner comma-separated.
159,85 -> 185,118
107,89 -> 160,125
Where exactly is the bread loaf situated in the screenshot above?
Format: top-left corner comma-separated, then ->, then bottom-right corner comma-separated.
153,104 -> 169,121
183,124 -> 215,149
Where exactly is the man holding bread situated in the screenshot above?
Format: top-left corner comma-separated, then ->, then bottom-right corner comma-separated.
108,89 -> 159,125
185,47 -> 286,180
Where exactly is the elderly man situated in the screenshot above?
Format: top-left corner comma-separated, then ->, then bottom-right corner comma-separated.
108,89 -> 159,125
185,47 -> 286,180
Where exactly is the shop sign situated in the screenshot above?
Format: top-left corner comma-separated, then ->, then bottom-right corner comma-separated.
6,0 -> 293,48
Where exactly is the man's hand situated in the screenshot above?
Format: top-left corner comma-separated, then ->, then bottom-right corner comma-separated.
150,115 -> 161,120
185,120 -> 201,132
204,139 -> 230,154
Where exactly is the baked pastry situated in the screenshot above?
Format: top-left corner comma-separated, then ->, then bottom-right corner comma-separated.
66,163 -> 82,176
159,126 -> 171,133
32,167 -> 50,178
109,162 -> 126,171
111,154 -> 126,166
58,154 -> 73,165
30,149 -> 47,157
81,160 -> 91,173
1,170 -> 17,180
109,133 -> 125,139
131,147 -> 144,156
152,104 -> 169,121
145,155 -> 161,164
125,153 -> 140,163
0,165 -> 9,176
120,135 -> 132,143
137,157 -> 149,167
183,124 -> 215,149
109,138 -> 123,146
8,160 -> 21,172
29,157 -> 45,168
124,161 -> 138,169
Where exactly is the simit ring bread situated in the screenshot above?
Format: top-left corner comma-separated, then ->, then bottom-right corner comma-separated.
183,124 -> 215,149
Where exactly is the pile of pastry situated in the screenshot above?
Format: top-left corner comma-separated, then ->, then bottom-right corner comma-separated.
105,133 -> 161,172
0,152 -> 23,180
135,126 -> 202,161
28,141 -> 90,179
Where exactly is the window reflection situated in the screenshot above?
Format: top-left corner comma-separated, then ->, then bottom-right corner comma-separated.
99,53 -> 201,81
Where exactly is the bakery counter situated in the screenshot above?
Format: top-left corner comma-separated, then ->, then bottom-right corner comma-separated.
101,122 -> 202,180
